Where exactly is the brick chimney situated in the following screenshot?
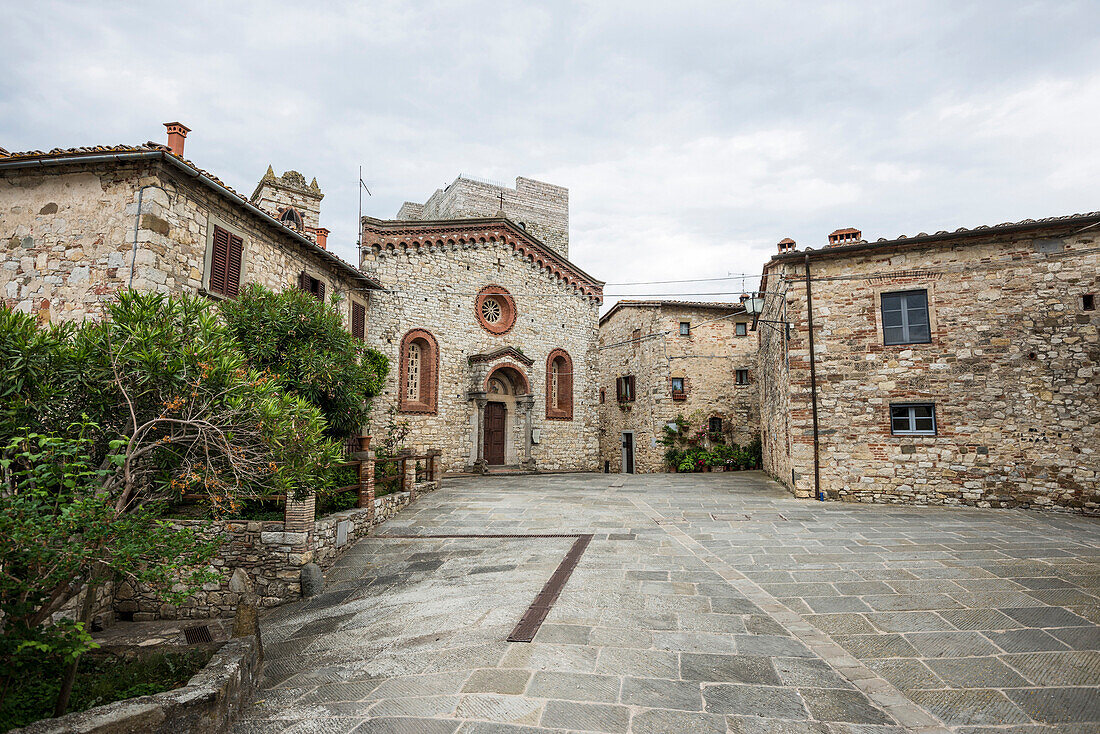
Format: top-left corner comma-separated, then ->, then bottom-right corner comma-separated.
313,227 -> 330,250
163,122 -> 190,156
777,237 -> 796,254
827,228 -> 861,247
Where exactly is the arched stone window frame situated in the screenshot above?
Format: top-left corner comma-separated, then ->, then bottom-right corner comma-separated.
475,284 -> 517,335
278,207 -> 305,231
398,328 -> 439,414
545,348 -> 573,420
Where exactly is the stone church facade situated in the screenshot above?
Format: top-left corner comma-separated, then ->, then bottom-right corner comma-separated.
360,176 -> 603,474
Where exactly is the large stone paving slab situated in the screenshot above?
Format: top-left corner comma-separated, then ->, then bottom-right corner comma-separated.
234,473 -> 1100,732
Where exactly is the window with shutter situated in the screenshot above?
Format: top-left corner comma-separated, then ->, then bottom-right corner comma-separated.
298,272 -> 325,300
351,302 -> 366,341
208,225 -> 243,297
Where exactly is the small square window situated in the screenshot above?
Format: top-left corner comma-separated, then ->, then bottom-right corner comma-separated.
1083,294 -> 1095,311
616,375 -> 635,402
679,322 -> 691,336
735,322 -> 747,336
890,403 -> 937,435
709,417 -> 722,433
881,289 -> 931,345
736,369 -> 749,385
670,377 -> 685,399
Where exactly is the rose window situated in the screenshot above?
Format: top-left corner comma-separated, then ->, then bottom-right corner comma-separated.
481,297 -> 503,324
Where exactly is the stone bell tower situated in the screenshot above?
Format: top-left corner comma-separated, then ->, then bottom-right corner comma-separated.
250,167 -> 329,247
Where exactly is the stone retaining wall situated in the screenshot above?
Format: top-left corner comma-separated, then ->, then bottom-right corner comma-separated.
121,483 -> 435,620
14,635 -> 261,734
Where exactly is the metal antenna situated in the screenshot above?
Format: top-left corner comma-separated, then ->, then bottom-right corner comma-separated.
357,166 -> 371,250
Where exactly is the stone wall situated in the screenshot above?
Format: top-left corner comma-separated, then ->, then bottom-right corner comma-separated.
758,226 -> 1100,512
398,176 -> 570,257
121,488 -> 427,621
0,159 -> 365,326
598,303 -> 759,473
361,240 -> 600,474
15,635 -> 261,734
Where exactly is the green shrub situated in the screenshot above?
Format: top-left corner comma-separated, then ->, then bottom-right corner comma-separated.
219,284 -> 389,440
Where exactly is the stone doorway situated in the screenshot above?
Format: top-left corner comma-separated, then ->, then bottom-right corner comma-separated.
484,402 -> 506,465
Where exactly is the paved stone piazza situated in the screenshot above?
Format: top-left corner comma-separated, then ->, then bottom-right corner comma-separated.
234,473 -> 1100,734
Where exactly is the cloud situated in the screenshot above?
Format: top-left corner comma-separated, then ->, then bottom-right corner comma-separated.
2,0 -> 1097,314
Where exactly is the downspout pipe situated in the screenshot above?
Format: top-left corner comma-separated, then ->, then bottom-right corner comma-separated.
804,254 -> 823,501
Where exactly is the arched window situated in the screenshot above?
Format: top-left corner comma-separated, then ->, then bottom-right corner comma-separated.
546,349 -> 573,420
399,329 -> 438,413
279,207 -> 304,231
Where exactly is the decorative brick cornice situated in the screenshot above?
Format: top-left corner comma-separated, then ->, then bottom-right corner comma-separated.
361,216 -> 603,302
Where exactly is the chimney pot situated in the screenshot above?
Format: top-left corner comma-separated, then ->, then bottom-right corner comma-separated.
777,237 -> 796,254
164,122 -> 191,156
314,227 -> 330,250
827,228 -> 861,247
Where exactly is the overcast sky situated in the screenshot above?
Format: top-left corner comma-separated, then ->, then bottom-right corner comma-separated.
3,1 -> 1097,309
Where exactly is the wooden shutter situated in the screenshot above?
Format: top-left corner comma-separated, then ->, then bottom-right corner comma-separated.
615,377 -> 622,401
210,226 -> 230,295
351,302 -> 365,341
317,279 -> 325,301
226,233 -> 243,297
625,376 -> 635,401
298,271 -> 310,292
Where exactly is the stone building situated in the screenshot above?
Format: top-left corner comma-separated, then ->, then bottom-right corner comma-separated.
397,175 -> 570,258
757,214 -> 1100,512
0,123 -> 376,325
598,300 -> 758,473
360,186 -> 602,474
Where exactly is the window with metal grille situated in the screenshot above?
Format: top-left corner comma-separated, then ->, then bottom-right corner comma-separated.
709,416 -> 722,433
616,375 -> 635,402
679,322 -> 690,336
736,369 -> 749,385
546,349 -> 574,420
735,322 -> 747,336
890,403 -> 936,435
209,225 -> 243,297
405,343 -> 421,401
298,271 -> 325,300
881,289 -> 931,345
351,301 -> 366,341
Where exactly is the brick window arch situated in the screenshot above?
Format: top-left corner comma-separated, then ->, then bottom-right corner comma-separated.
546,349 -> 573,420
475,284 -> 517,335
398,329 -> 439,414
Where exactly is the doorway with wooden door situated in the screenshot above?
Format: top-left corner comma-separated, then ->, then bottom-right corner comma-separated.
484,402 -> 506,465
621,431 -> 635,474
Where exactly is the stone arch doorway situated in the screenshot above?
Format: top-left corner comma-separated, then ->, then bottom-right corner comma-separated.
473,364 -> 536,472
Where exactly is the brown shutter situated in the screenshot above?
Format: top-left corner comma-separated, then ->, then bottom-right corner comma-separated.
317,280 -> 325,301
615,377 -> 622,402
351,302 -> 365,341
210,226 -> 230,295
298,271 -> 310,292
226,233 -> 243,297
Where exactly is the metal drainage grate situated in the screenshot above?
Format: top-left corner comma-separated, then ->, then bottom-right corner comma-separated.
183,624 -> 214,644
508,534 -> 593,643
